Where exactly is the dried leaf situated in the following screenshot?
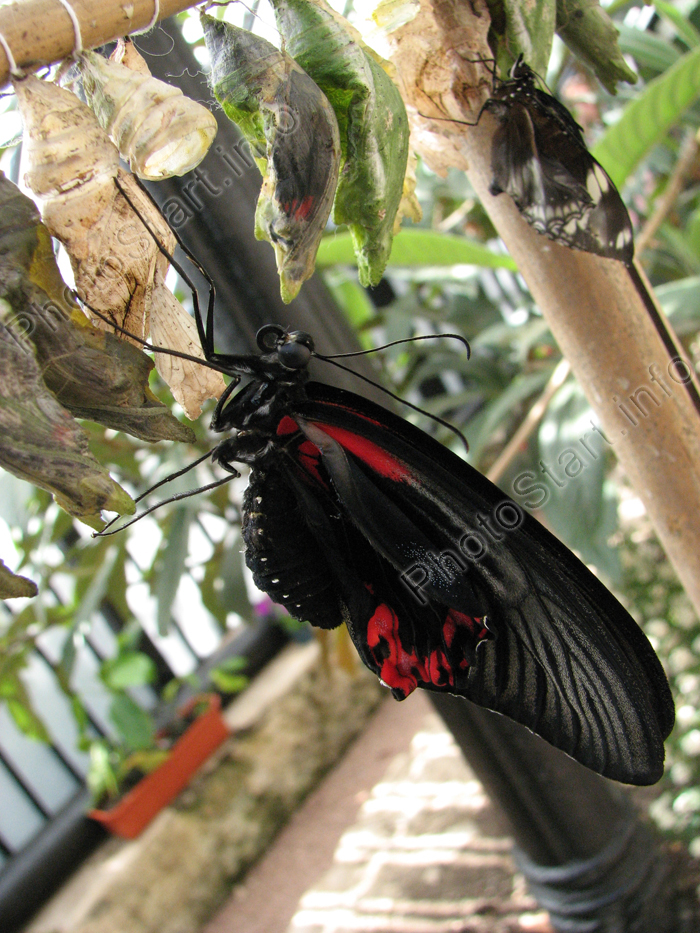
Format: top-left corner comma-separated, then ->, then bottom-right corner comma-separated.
202,14 -> 341,302
79,49 -> 218,179
0,559 -> 38,599
270,0 -> 411,286
0,306 -> 134,526
0,172 -> 194,443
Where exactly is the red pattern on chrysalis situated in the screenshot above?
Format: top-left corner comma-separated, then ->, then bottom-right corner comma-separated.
283,195 -> 316,221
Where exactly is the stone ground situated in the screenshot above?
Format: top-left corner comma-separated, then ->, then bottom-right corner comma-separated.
205,691 -> 553,933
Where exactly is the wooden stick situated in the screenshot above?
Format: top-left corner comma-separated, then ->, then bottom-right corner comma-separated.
0,0 -> 196,88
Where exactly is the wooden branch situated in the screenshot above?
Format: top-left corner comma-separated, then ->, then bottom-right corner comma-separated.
0,0 -> 196,88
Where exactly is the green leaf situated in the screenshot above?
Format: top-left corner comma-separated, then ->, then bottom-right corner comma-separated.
71,694 -> 90,740
537,381 -> 620,582
154,506 -> 192,637
71,543 -> 120,630
209,669 -> 248,694
592,45 -> 700,188
469,369 -> 553,466
4,672 -> 51,742
651,1 -> 700,49
109,693 -> 156,751
323,275 -> 376,328
102,651 -> 156,689
656,276 -> 700,335
317,229 -> 517,270
6,698 -> 49,741
87,740 -> 119,802
616,22 -> 681,74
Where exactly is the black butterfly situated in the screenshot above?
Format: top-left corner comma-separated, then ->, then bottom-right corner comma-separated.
172,324 -> 670,786
484,56 -> 634,264
97,180 -> 670,785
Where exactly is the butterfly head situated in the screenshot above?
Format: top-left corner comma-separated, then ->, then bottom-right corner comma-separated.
256,325 -> 315,371
509,54 -> 532,82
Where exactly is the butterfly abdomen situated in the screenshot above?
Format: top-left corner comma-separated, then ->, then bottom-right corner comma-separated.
242,465 -> 343,629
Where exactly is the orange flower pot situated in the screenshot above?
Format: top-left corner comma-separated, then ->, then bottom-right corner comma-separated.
88,694 -> 229,839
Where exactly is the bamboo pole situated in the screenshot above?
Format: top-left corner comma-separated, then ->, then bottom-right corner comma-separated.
0,0 -> 195,88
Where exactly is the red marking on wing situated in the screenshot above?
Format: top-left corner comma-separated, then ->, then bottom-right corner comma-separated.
314,400 -> 384,430
444,609 -> 489,669
276,416 -> 328,486
282,195 -> 316,221
297,439 -> 326,486
277,416 -> 300,436
309,422 -> 414,483
366,603 -> 455,699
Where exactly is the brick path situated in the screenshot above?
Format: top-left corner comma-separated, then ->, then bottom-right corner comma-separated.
206,691 -> 554,933
284,708 -> 553,933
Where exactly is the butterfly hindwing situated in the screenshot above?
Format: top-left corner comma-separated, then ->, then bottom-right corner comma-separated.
267,382 -> 673,784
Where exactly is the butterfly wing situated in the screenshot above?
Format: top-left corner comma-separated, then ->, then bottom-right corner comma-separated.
251,382 -> 673,784
487,85 -> 633,264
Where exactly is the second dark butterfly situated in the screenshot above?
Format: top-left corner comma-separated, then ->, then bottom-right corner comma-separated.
485,56 -> 634,264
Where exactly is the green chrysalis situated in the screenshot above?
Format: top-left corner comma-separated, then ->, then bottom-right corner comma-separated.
202,13 -> 341,302
269,0 -> 410,286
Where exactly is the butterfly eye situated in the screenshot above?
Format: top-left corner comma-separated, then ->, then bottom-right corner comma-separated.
257,324 -> 286,352
278,331 -> 314,369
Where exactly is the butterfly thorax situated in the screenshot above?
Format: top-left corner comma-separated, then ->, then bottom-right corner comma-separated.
210,327 -> 314,468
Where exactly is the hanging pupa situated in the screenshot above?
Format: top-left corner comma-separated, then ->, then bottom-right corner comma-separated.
202,13 -> 341,303
78,46 -> 218,180
269,0 -> 411,286
13,74 -> 224,419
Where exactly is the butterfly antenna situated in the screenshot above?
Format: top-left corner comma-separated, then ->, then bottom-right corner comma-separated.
317,356 -> 470,455
317,333 -> 471,360
72,291 -> 233,377
95,474 -> 236,537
